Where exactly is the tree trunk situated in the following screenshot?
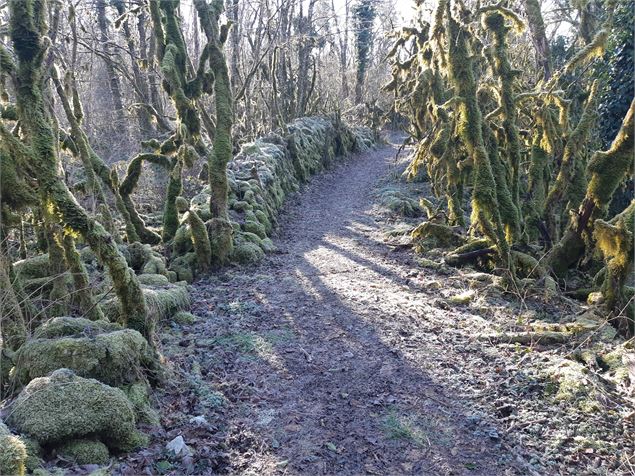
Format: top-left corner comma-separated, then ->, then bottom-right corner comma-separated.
7,0 -> 150,340
548,99 -> 634,276
96,0 -> 127,127
522,0 -> 552,80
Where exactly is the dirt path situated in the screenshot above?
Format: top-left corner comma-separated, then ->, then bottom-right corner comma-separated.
149,145 -> 528,475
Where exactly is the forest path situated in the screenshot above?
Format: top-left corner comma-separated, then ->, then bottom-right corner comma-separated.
162,143 -> 522,475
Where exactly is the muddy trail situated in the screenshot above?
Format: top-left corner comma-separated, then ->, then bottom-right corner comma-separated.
130,144 -> 558,475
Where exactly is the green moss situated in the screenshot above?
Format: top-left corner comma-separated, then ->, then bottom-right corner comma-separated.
380,189 -> 422,217
172,311 -> 197,324
137,274 -> 170,286
593,201 -> 635,323
13,254 -> 50,280
185,210 -> 212,271
34,316 -> 122,339
141,255 -> 167,275
14,329 -> 155,387
243,219 -> 267,238
237,231 -> 263,246
260,238 -> 276,253
253,209 -> 272,233
232,200 -> 253,212
55,439 -> 109,465
0,421 -> 27,476
61,234 -> 104,321
173,224 -> 194,255
168,252 -> 197,283
142,283 -> 191,322
231,240 -> 265,264
21,436 -> 42,472
6,369 -> 142,451
122,382 -> 160,426
162,161 -> 183,242
411,221 -> 463,248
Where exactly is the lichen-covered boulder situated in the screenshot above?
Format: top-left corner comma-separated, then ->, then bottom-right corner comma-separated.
0,421 -> 27,476
55,439 -> 110,465
6,369 -> 143,452
33,316 -> 122,339
14,329 -> 154,387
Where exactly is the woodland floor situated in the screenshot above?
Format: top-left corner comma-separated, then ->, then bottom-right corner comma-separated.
111,140 -> 633,476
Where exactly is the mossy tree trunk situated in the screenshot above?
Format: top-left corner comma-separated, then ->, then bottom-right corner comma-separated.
0,251 -> 27,352
60,233 -> 105,321
444,4 -> 512,271
544,81 -> 599,241
6,0 -> 150,340
198,0 -> 235,265
46,223 -> 70,317
593,200 -> 634,335
548,99 -> 634,277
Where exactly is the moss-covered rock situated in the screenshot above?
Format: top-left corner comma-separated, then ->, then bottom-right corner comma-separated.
13,254 -> 50,280
0,421 -> 27,476
141,256 -> 167,275
260,238 -> 277,253
21,436 -> 42,473
143,283 -> 190,322
172,311 -> 197,325
173,224 -> 194,255
102,282 -> 190,323
33,316 -> 122,339
253,209 -> 273,233
380,189 -> 422,217
242,223 -> 263,241
168,252 -> 197,283
121,382 -> 160,426
6,369 -> 143,452
14,329 -> 155,387
137,273 -> 170,286
126,242 -> 152,271
232,239 -> 265,264
55,439 -> 110,465
22,273 -> 73,297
